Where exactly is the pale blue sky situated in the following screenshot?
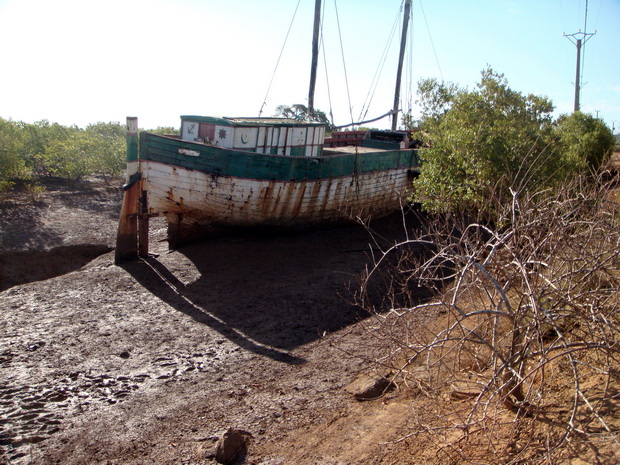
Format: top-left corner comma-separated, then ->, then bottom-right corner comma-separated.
0,0 -> 618,132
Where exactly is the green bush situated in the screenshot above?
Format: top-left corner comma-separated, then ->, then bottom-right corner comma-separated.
0,118 -> 30,190
148,126 -> 179,135
42,132 -> 98,184
20,120 -> 76,179
412,68 -> 615,220
554,111 -> 616,172
86,122 -> 126,181
0,118 -> 130,191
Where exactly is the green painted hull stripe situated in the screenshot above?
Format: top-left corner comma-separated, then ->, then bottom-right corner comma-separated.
139,133 -> 419,182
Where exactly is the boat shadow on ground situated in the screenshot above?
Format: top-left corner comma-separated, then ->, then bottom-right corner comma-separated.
122,211 -> 418,365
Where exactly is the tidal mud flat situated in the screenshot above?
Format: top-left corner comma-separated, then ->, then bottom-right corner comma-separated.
1,179 -> 425,464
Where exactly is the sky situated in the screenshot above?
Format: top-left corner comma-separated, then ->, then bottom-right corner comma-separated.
0,0 -> 618,132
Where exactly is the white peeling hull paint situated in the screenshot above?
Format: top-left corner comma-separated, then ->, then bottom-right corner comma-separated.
129,160 -> 413,230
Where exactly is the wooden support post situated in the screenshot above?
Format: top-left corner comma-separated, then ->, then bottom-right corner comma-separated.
138,187 -> 149,258
115,179 -> 140,263
115,117 -> 142,264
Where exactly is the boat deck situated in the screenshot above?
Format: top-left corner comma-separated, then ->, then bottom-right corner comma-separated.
322,146 -> 391,155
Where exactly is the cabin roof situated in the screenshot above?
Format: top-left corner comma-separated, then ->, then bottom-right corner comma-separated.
181,115 -> 327,128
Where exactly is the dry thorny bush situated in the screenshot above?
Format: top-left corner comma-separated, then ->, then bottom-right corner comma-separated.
355,174 -> 620,464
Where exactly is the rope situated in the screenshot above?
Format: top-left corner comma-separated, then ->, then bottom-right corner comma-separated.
358,4 -> 402,123
335,110 -> 395,129
333,0 -> 355,126
419,0 -> 443,81
319,3 -> 336,127
404,8 -> 414,120
258,0 -> 302,116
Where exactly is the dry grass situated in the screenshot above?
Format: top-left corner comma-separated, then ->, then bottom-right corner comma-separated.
355,172 -> 620,464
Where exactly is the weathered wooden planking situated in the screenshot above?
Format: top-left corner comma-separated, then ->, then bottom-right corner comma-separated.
139,160 -> 412,228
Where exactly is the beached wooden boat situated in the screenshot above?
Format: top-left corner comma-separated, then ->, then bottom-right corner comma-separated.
115,0 -> 417,261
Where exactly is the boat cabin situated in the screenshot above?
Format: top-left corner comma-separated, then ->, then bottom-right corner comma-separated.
180,116 -> 327,157
362,130 -> 411,150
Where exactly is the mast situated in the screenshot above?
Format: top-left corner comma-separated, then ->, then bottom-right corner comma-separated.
308,0 -> 322,118
391,0 -> 411,131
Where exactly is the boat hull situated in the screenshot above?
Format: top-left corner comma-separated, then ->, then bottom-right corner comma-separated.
133,133 -> 419,245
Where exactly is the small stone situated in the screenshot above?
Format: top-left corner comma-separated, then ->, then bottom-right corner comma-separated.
346,373 -> 396,401
26,341 -> 45,352
213,428 -> 252,464
119,351 -> 130,359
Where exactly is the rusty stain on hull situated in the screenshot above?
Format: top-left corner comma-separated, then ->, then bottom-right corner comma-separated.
291,182 -> 307,218
135,160 -> 413,232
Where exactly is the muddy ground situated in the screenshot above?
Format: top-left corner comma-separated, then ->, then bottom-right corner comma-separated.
0,179 -> 436,464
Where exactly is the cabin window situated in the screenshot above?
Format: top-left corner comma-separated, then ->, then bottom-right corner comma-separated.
199,123 -> 216,143
277,128 -> 288,155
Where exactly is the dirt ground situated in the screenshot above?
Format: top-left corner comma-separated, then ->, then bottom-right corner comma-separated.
2,168 -> 620,465
0,178 -> 439,465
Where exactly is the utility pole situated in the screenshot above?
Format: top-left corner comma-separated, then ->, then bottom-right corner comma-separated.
564,0 -> 596,113
564,31 -> 595,112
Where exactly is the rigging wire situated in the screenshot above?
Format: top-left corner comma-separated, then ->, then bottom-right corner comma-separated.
322,46 -> 335,126
319,1 -> 336,126
335,110 -> 394,129
258,0 -> 302,116
403,5 -> 415,124
580,0 -> 589,90
333,0 -> 355,127
418,0 -> 443,81
357,4 -> 402,123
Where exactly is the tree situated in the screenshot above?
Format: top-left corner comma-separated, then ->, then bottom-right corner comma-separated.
0,118 -> 29,190
412,68 -> 613,218
42,132 -> 98,184
86,122 -> 126,181
416,78 -> 459,124
274,104 -> 334,131
21,120 -> 77,180
554,111 -> 615,173
148,126 -> 180,135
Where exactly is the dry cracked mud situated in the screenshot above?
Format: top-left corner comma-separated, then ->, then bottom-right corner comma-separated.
1,178 -> 436,465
